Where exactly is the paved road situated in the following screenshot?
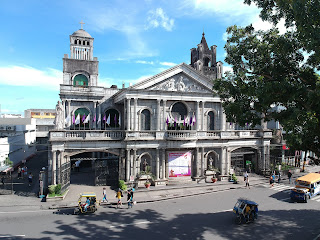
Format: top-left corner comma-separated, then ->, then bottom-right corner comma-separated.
0,182 -> 319,240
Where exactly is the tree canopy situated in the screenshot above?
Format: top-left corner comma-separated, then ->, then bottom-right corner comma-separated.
213,0 -> 320,156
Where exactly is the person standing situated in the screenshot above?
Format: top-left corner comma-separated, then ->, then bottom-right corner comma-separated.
28,172 -> 33,187
17,166 -> 22,179
102,187 -> 108,203
278,171 -> 281,184
288,170 -> 292,184
24,166 -> 28,177
269,175 -> 274,187
245,174 -> 250,189
127,190 -> 133,209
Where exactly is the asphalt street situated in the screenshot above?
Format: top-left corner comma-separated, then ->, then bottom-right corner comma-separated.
0,182 -> 319,240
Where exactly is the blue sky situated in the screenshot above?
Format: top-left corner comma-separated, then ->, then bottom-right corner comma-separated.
0,0 -> 279,116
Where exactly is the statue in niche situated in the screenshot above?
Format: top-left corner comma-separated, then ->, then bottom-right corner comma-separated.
142,159 -> 149,172
54,101 -> 64,130
208,157 -> 214,170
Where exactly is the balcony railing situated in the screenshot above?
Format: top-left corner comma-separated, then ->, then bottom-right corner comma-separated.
50,129 -> 272,142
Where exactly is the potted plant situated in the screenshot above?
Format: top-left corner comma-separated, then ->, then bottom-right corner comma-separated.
144,180 -> 151,188
232,174 -> 238,184
211,177 -> 217,183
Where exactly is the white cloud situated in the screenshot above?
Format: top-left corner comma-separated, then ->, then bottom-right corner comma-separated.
223,65 -> 233,75
135,60 -> 154,65
159,62 -> 177,67
0,65 -> 62,89
145,8 -> 175,31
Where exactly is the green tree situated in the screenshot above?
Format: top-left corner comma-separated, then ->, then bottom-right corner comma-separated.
214,0 -> 320,156
4,157 -> 13,167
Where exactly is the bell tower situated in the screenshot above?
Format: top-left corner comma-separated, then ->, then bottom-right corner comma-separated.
62,21 -> 99,87
190,32 -> 223,80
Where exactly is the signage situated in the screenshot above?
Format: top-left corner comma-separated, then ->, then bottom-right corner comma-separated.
282,144 -> 289,150
168,151 -> 191,177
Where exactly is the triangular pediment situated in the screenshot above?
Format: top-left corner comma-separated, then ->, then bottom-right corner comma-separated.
130,63 -> 214,94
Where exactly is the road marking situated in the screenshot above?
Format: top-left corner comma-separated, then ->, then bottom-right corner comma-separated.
109,221 -> 151,228
214,209 -> 233,213
311,195 -> 320,201
312,232 -> 320,240
0,209 -> 53,214
0,235 -> 25,238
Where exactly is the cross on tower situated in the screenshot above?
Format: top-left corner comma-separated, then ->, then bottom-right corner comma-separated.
79,20 -> 85,29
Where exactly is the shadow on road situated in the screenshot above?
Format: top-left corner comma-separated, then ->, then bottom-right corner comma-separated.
27,208 -> 320,240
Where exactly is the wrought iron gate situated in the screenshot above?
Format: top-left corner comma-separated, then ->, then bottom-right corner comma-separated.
95,158 -> 119,186
60,161 -> 71,191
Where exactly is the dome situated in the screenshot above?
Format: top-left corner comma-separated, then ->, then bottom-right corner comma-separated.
72,29 -> 92,38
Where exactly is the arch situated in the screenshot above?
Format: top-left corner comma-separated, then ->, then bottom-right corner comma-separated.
206,150 -> 219,169
139,152 -> 152,172
73,74 -> 88,86
170,102 -> 188,121
74,39 -> 77,44
204,57 -> 211,67
73,107 -> 90,129
102,108 -> 120,129
230,147 -> 258,173
141,109 -> 151,130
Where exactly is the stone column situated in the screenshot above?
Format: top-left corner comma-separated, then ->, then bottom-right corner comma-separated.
162,149 -> 166,179
163,100 -> 167,130
57,151 -> 61,184
195,148 -> 199,177
94,102 -> 97,129
126,98 -> 131,130
157,100 -> 161,131
52,151 -> 57,185
156,149 -> 160,180
62,101 -> 65,127
202,101 -> 205,130
126,149 -> 130,181
220,107 -> 226,131
98,104 -> 101,130
196,101 -> 199,131
226,149 -> 231,176
201,147 -> 204,176
134,98 -> 137,131
220,147 -> 226,175
133,149 -> 137,178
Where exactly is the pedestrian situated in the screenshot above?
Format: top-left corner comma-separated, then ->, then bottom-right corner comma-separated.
1,175 -> 5,187
244,171 -> 248,183
17,166 -> 22,179
24,166 -> 28,177
75,161 -> 80,172
245,174 -> 250,189
288,170 -> 292,184
269,175 -> 274,187
127,189 -> 133,209
21,167 -> 25,179
278,171 -> 281,184
116,189 -> 122,208
28,172 -> 33,187
102,187 -> 108,203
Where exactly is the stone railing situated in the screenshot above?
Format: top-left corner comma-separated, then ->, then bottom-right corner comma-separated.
50,129 -> 272,142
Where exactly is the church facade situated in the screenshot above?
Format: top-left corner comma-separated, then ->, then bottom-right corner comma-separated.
49,27 -> 272,190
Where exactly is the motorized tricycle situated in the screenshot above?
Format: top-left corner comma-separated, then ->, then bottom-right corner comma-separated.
233,199 -> 258,224
73,192 -> 100,215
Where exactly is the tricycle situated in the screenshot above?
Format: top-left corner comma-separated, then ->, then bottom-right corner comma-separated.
233,198 -> 258,224
73,192 -> 100,215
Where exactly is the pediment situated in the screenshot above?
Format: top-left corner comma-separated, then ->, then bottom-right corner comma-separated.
148,73 -> 213,93
130,63 -> 214,94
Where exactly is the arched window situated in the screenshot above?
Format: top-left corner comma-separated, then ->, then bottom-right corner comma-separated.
87,41 -> 90,46
141,109 -> 151,130
204,57 -> 210,67
74,108 -> 90,129
207,152 -> 217,169
208,111 -> 215,130
74,40 -> 77,44
102,109 -> 120,129
73,74 -> 88,86
171,102 -> 187,121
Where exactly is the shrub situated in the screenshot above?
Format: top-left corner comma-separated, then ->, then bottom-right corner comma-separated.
48,185 -> 56,194
118,180 -> 127,191
55,184 -> 61,195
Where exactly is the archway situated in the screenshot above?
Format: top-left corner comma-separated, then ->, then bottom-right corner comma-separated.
102,109 -> 120,129
70,151 -> 119,187
231,147 -> 257,174
74,108 -> 90,129
73,74 -> 88,86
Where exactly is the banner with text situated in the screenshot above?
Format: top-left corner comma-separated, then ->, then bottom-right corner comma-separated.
168,151 -> 191,177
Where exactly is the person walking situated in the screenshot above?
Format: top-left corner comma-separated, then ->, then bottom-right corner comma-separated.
288,170 -> 292,184
269,175 -> 274,187
28,172 -> 33,187
278,171 -> 281,184
102,187 -> 108,203
116,189 -> 122,209
127,189 -> 133,209
244,171 -> 248,184
245,174 -> 250,189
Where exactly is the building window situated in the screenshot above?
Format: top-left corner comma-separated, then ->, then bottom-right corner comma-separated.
73,74 -> 88,86
74,108 -> 90,129
102,109 -> 120,129
141,109 -> 151,130
208,111 -> 215,130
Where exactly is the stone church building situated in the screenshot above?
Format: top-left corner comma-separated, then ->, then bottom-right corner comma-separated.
49,27 -> 272,190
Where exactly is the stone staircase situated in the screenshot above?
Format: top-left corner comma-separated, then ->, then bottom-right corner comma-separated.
167,176 -> 193,186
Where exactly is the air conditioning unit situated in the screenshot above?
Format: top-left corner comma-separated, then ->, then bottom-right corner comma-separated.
6,126 -> 16,131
